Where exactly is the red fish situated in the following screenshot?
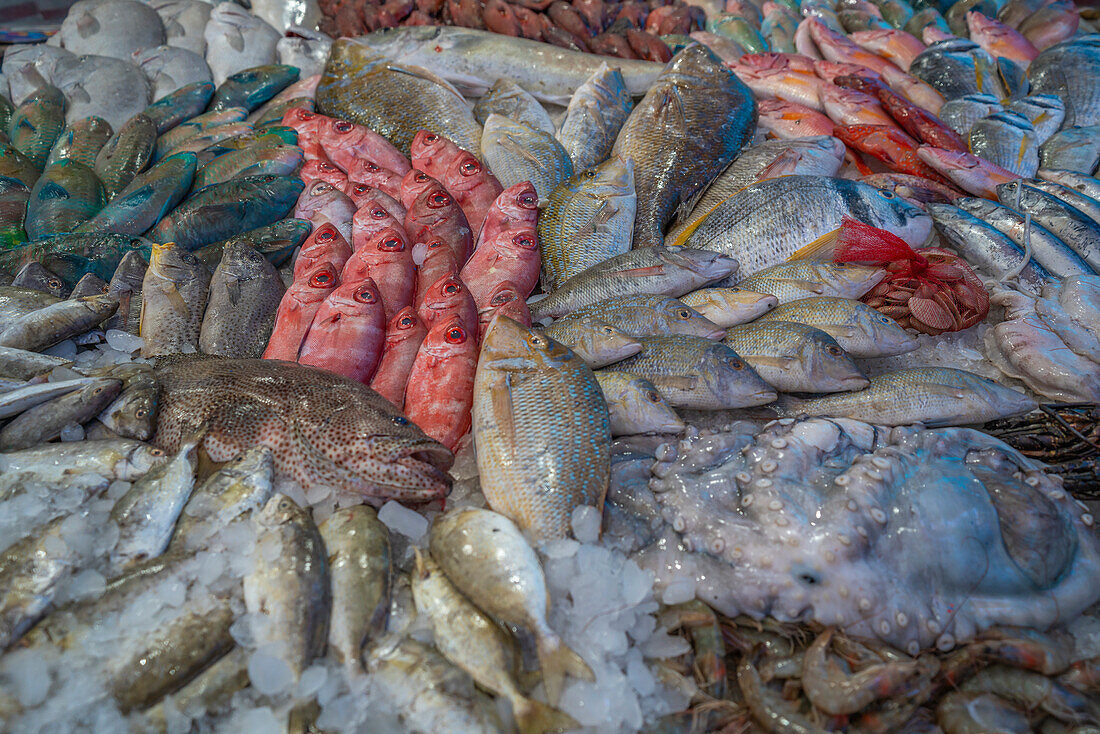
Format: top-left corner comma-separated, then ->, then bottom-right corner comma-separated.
477,280 -> 532,342
740,52 -> 818,73
410,130 -> 457,180
318,118 -> 411,175
808,19 -> 902,77
344,158 -> 404,201
729,62 -> 825,110
915,146 -> 1020,199
295,180 -> 356,242
757,98 -> 837,139
835,75 -> 967,152
369,306 -> 428,409
351,195 -> 408,252
403,314 -> 478,452
405,183 -> 474,267
460,225 -> 541,307
966,11 -> 1038,65
294,222 -> 352,280
400,168 -> 442,210
848,28 -> 926,71
343,182 -> 407,220
861,173 -> 965,206
414,237 -> 458,306
476,181 -> 539,251
814,59 -> 883,84
298,277 -> 386,383
263,261 -> 339,361
834,124 -> 948,181
281,108 -> 329,161
342,226 -> 416,321
416,272 -> 478,337
820,84 -> 901,130
439,148 -> 503,237
299,158 -> 349,189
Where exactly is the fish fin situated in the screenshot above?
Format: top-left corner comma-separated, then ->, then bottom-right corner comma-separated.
164,283 -> 192,320
499,134 -> 543,168
569,200 -> 617,240
492,374 -> 518,457
225,276 -> 242,305
756,148 -> 804,180
386,62 -> 469,103
746,355 -> 796,369
775,278 -> 827,294
656,375 -> 698,390
67,82 -> 92,105
536,637 -> 593,707
610,264 -> 667,278
513,696 -> 580,734
787,228 -> 841,261
227,26 -> 246,53
668,192 -> 738,248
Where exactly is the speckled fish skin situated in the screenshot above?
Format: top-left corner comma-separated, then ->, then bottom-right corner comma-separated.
613,44 -> 757,248
75,152 -> 196,236
782,366 -> 1037,426
151,174 -> 304,250
142,81 -> 215,134
94,114 -> 157,199
209,64 -> 300,113
91,363 -> 158,440
24,160 -> 106,240
593,370 -> 685,436
678,287 -> 779,326
69,272 -> 108,298
171,445 -> 275,550
473,78 -> 555,134
756,296 -> 918,357
530,246 -> 739,320
737,261 -> 887,304
428,507 -> 594,705
153,355 -> 453,501
556,294 -> 726,340
45,116 -> 112,168
316,39 -> 483,158
0,293 -> 117,352
556,63 -> 634,173
0,176 -> 28,249
968,110 -> 1040,178
677,176 -> 932,280
9,85 -> 66,170
199,240 -> 286,358
472,317 -> 610,542
0,144 -> 40,190
193,143 -> 303,190
244,493 -> 330,678
611,334 -> 776,409
997,180 -> 1100,273
319,505 -> 391,672
0,376 -> 122,451
539,316 -> 642,369
104,250 -> 148,335
539,156 -> 636,292
139,242 -> 211,357
194,218 -> 311,271
723,320 -> 868,393
481,114 -> 574,204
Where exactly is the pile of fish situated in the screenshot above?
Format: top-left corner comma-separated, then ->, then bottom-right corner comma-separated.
2,0 -> 1100,729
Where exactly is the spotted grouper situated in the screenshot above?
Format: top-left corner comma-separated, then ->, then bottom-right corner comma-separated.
152,355 -> 453,502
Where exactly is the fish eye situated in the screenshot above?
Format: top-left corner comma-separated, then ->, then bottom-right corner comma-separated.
512,234 -> 535,248
446,326 -> 466,343
530,334 -> 545,346
299,111 -> 315,119
427,239 -> 444,249
583,170 -> 597,179
423,133 -> 439,143
518,192 -> 537,209
602,326 -> 615,335
677,309 -> 692,319
150,448 -> 165,456
646,390 -> 661,403
366,162 -> 381,171
429,192 -> 451,208
317,228 -> 335,242
334,120 -> 353,132
392,416 -> 408,425
320,162 -> 337,171
460,159 -> 480,176
415,172 -> 430,182
491,292 -> 512,306
826,345 -> 843,356
311,182 -> 332,194
310,270 -> 334,287
136,409 -> 149,418
880,190 -> 895,198
355,287 -> 377,304
399,316 -> 415,327
48,278 -> 62,288
380,236 -> 404,251
727,357 -> 745,370
371,208 -> 387,219
879,315 -> 892,323
353,184 -> 369,194
443,282 -> 460,295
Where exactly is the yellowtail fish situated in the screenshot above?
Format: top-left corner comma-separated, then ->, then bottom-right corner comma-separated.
738,261 -> 887,304
755,296 -> 918,357
678,287 -> 778,326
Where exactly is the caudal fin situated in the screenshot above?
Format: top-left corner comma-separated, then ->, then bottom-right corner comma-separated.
514,696 -> 580,734
536,636 -> 594,706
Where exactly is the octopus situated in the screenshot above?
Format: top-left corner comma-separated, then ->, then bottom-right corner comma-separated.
605,417 -> 1100,654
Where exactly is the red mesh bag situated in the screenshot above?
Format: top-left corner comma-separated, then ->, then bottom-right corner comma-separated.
832,217 -> 990,335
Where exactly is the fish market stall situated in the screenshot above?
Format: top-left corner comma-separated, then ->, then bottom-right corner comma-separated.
1,0 -> 1100,731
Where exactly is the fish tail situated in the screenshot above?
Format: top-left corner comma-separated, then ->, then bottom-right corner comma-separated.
536,636 -> 593,706
513,695 -> 580,734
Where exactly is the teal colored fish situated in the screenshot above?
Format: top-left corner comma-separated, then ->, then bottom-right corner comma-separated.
155,107 -> 247,161
192,218 -> 313,270
8,86 -> 66,170
95,114 -> 157,199
45,117 -> 113,168
0,145 -> 39,190
0,96 -> 13,135
76,152 -> 197,236
0,176 -> 29,249
209,65 -> 301,113
0,233 -> 151,287
708,14 -> 769,53
193,144 -> 304,189
26,161 -> 106,240
143,82 -> 216,135
254,98 -> 314,130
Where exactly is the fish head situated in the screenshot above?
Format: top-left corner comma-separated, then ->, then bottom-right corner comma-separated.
871,186 -> 933,246
401,168 -> 439,206
256,493 -> 311,530
150,242 -> 207,284
303,222 -> 351,257
329,277 -> 383,315
420,312 -> 475,361
294,260 -> 340,298
616,375 -> 686,434
491,225 -> 538,258
664,246 -> 740,282
574,155 -> 634,199
354,26 -> 443,61
692,288 -> 778,326
857,305 -> 919,355
478,281 -> 529,335
367,226 -> 410,260
492,181 -> 540,222
555,317 -> 642,367
800,328 -> 870,391
385,306 -> 426,347
296,179 -> 354,221
410,129 -> 455,170
700,342 -> 778,407
483,315 -> 579,372
658,299 -> 726,339
122,443 -> 172,479
442,150 -> 494,195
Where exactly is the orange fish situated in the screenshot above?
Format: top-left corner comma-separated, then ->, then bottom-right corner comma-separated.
404,313 -> 478,452
263,260 -> 339,361
405,183 -> 473,267
299,277 -> 386,383
370,306 -> 428,409
460,224 -> 541,308
294,222 -> 352,280
342,226 -> 416,321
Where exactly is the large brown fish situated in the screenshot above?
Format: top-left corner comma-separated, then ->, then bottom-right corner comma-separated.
152,355 -> 453,503
612,44 -> 756,248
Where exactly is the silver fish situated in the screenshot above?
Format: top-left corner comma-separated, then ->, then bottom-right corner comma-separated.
755,296 -> 918,357
997,181 -> 1100,272
1007,94 -> 1065,145
1037,169 -> 1100,201
968,110 -> 1039,178
0,294 -> 118,352
172,445 -> 274,549
1028,180 -> 1100,227
724,320 -> 869,393
2,45 -> 76,106
594,370 -> 685,436
57,0 -> 166,60
539,317 -> 642,368
473,77 -> 555,135
0,376 -> 95,419
148,0 -> 211,56
737,261 -> 887,304
0,376 -> 122,451
53,54 -> 152,131
909,38 -> 1005,100
481,114 -> 573,205
678,286 -> 779,325
1038,127 -> 1100,175
937,93 -> 1003,137
556,63 -> 633,172
276,27 -> 332,79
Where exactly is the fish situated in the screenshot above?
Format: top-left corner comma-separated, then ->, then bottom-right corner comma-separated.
0,176 -> 28,249
370,306 -> 428,409
354,26 -> 663,104
554,294 -> 725,339
193,142 -> 303,190
476,181 -> 539,251
0,294 -> 117,352
57,0 -> 165,59
139,242 -> 211,357
9,85 -> 66,170
294,222 -> 352,280
411,132 -> 501,235
724,320 -> 869,392
417,272 -> 479,338
344,161 -> 404,202
556,63 -> 634,172
596,367 -> 689,438
93,363 -> 158,440
2,45 -> 75,107
997,181 -> 1100,273
0,144 -> 41,190
341,226 -> 415,321
473,77 -> 556,134
320,116 -> 410,176
756,296 -> 918,357
460,224 -> 541,310
404,313 -> 478,451
531,246 -> 738,319
481,114 -> 574,204
1037,169 -> 1100,202
676,176 -> 931,279
478,281 -> 532,341
915,146 -> 1020,199
203,3 -> 281,86
24,161 -> 106,240
429,507 -> 595,702
298,278 -> 387,383
538,157 -> 636,292
134,46 -> 213,102
209,64 -> 300,113
161,121 -> 255,158
849,28 -> 926,71
937,93 -> 1003,137
471,317 -> 610,541
0,376 -> 97,420
45,116 -> 113,168
954,196 -> 1095,278
406,181 -> 474,266
614,44 -> 756,247
149,0 -> 211,56
968,110 -> 1040,178
75,152 -> 196,236
11,262 -> 68,298
966,10 -> 1038,67
0,438 -> 166,493
0,344 -> 73,381
199,240 -> 286,358
909,37 -> 1005,100
781,366 -> 1037,426
94,113 -> 157,199
109,438 -> 198,569
263,261 -> 340,361
316,39 -> 483,157
156,107 -> 247,160
1029,180 -> 1100,226
1027,41 -> 1100,127
142,81 -> 215,134
104,250 -> 147,335
1017,0 -> 1079,51
1038,126 -> 1100,174
171,444 -> 275,549
737,260 -> 886,304
0,286 -> 60,322
53,54 -> 153,131
678,287 -> 779,325
926,202 -> 1053,292
294,179 -> 355,243
835,75 -> 966,152
319,505 -> 391,672
278,31 -> 333,78
0,376 -> 122,451
244,493 -> 330,678
539,316 -> 643,368
154,355 -> 453,500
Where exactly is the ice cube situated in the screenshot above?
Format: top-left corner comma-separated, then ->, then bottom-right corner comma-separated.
571,505 -> 601,544
59,422 -> 85,442
43,340 -> 77,360
248,650 -> 294,695
661,578 -> 695,605
104,329 -> 144,354
0,648 -> 51,707
377,501 -> 428,542
233,707 -> 281,733
298,665 -> 327,697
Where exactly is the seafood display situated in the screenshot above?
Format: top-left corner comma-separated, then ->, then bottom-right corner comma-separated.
2,0 -> 1100,731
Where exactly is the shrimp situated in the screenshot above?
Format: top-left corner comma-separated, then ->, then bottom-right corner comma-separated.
760,652 -> 806,682
961,666 -> 1095,724
736,647 -> 829,734
661,601 -> 728,700
801,630 -> 939,716
940,632 -> 1072,687
936,691 -> 1030,734
1059,656 -> 1100,695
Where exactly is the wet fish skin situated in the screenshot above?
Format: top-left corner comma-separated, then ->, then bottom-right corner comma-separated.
540,316 -> 643,368
192,143 -> 303,190
0,515 -> 81,650
298,278 -> 387,383
0,293 -> 118,352
92,363 -> 159,440
555,294 -> 725,340
429,507 -> 595,704
277,34 -> 332,78
262,260 -> 339,361
756,296 -> 918,357
11,261 -> 68,298
1037,169 -> 1100,202
104,250 -> 147,335
318,505 -> 391,672
171,445 -> 275,550
0,176 -> 29,248
968,110 -> 1039,178
142,648 -> 248,730
482,113 -> 573,204
1027,180 -> 1100,227
678,287 -> 779,326
781,366 -> 1037,426
199,240 -> 286,358
209,64 -> 300,114
203,3 -> 281,86
1007,94 -> 1065,144
244,493 -> 331,678
473,77 -> 555,134
938,93 -> 1002,137
25,160 -> 106,240
0,376 -> 122,451
613,44 -> 756,248
68,272 -> 109,299
594,370 -> 685,436
9,85 -> 66,170
139,242 -> 211,357
0,376 -> 96,419
909,38 -> 1005,100
997,181 -> 1100,273
556,63 -> 633,172
58,0 -> 165,60
0,143 -> 41,189
156,107 -> 247,159
134,45 -> 213,102
141,81 -> 215,134
0,286 -> 61,321
530,246 -> 739,319
1027,39 -> 1100,127
75,152 -> 196,236
724,320 -> 869,393
404,313 -> 479,452
370,306 -> 428,409
94,113 -> 157,199
1038,127 -> 1100,175
0,345 -> 70,381
737,261 -> 887,304
45,116 -> 112,168
0,438 -> 166,488
193,218 -> 311,271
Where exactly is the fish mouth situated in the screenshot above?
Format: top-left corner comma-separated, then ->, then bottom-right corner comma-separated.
705,327 -> 727,340
395,444 -> 455,484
